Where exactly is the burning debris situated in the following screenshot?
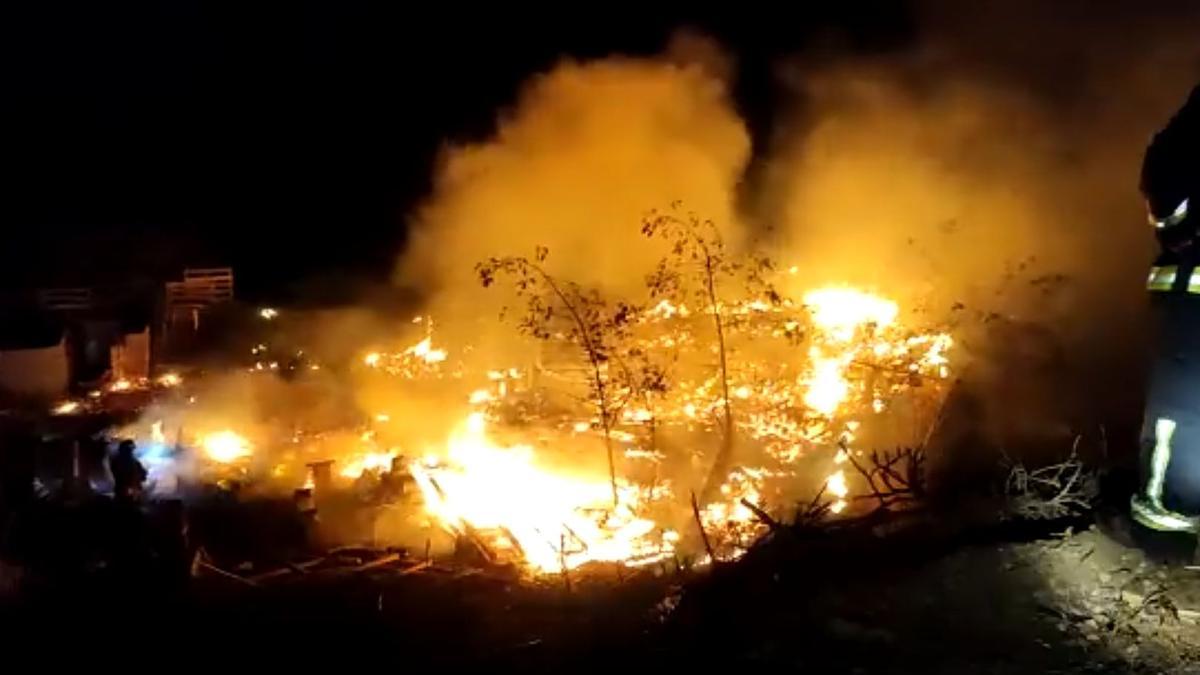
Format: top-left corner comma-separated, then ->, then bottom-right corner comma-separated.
157,372 -> 183,387
411,412 -> 678,572
86,206 -> 955,576
47,371 -> 186,417
362,321 -> 454,378
51,400 -> 80,416
108,378 -> 134,392
103,264 -> 952,574
199,430 -> 253,464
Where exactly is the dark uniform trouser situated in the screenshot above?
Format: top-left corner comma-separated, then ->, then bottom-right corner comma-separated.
1135,260 -> 1200,531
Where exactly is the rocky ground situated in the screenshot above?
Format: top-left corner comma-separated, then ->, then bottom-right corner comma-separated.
1006,526 -> 1200,672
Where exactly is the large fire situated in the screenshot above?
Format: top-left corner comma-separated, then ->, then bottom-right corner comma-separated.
114,283 -> 951,573
338,436 -> 399,479
804,287 -> 899,339
411,412 -> 676,572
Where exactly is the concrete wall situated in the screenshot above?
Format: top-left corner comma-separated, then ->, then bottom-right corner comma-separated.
0,340 -> 69,397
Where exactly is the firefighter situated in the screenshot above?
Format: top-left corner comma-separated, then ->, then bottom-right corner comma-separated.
109,439 -> 147,503
1133,84 -> 1200,533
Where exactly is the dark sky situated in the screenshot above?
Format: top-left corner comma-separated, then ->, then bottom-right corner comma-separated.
5,2 -> 912,297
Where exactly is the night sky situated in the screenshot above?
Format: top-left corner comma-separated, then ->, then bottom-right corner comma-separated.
6,3 -> 912,298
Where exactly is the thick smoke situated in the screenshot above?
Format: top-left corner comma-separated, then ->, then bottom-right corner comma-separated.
767,5 -> 1198,317
397,10 -> 1199,459
762,4 -> 1200,450
398,45 -> 751,361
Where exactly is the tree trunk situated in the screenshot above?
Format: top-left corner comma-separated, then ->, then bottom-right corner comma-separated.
699,258 -> 734,504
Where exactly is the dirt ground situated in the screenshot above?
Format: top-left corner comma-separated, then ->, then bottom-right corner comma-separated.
5,521 -> 1198,673
656,524 -> 1200,674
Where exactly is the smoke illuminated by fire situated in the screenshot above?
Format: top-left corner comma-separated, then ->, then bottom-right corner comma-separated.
199,430 -> 253,464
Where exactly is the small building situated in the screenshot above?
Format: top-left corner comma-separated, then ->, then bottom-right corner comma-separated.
0,313 -> 69,398
111,325 -> 150,380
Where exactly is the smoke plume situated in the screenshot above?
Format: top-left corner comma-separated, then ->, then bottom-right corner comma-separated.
761,3 -> 1199,448
397,48 -> 751,359
399,7 -> 1198,451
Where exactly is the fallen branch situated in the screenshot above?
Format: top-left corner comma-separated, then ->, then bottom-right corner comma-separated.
197,560 -> 258,587
690,490 -> 716,562
462,527 -> 497,564
249,566 -> 297,583
843,443 -> 925,513
500,526 -> 528,561
248,556 -> 325,583
1005,436 -> 1097,520
740,498 -> 781,531
354,552 -> 403,572
794,483 -> 832,528
398,560 -> 432,576
560,533 -> 572,593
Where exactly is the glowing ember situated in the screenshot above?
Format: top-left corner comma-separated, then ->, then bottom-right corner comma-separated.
200,430 -> 252,464
108,378 -> 133,392
407,336 -> 447,364
699,468 -> 770,560
156,372 -> 183,387
411,413 -> 675,572
51,400 -> 80,415
259,307 -> 279,320
364,352 -> 381,367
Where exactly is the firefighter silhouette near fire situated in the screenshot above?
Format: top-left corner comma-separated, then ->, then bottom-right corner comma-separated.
1133,84 -> 1200,534
109,439 -> 148,503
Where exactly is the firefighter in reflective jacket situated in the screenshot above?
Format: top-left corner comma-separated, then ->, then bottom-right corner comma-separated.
1134,84 -> 1200,532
